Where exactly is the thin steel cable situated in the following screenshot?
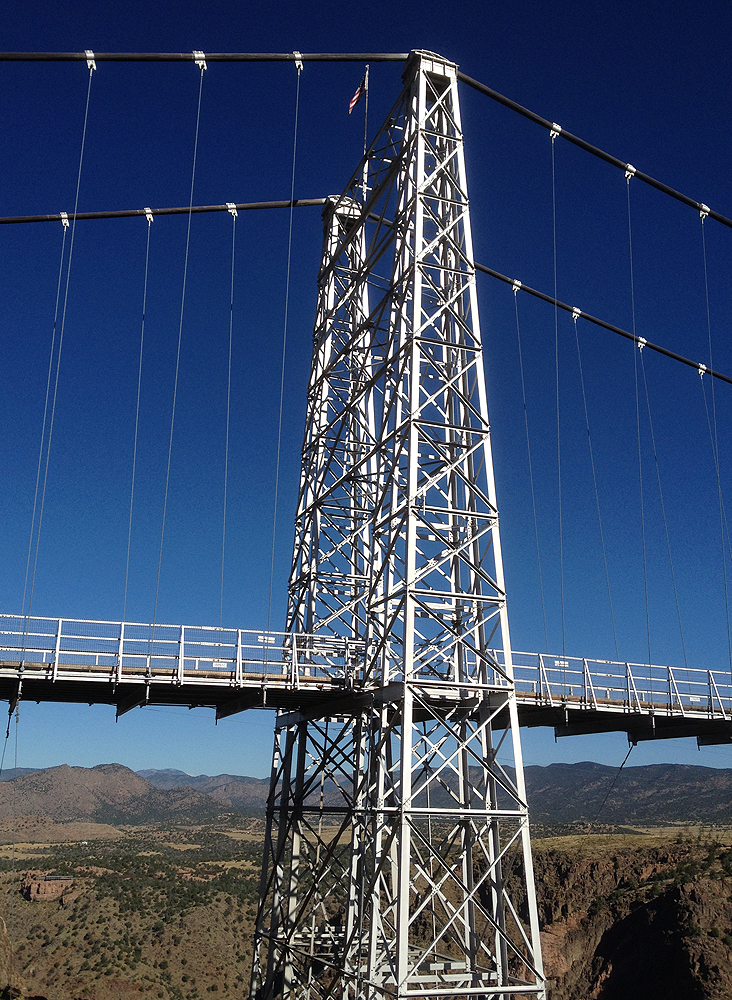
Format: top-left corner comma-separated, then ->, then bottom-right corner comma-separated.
627,178 -> 653,682
700,221 -> 732,676
151,66 -> 205,636
513,290 -> 549,652
21,229 -> 67,616
551,134 -> 566,667
23,66 -> 94,647
267,65 -> 302,635
572,316 -> 620,660
699,379 -> 732,672
123,217 -> 152,624
639,351 -> 689,669
220,212 -> 236,630
591,743 -> 633,826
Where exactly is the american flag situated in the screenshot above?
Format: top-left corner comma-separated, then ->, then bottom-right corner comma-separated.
348,74 -> 367,114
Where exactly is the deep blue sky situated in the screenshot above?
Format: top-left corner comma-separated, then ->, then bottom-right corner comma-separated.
2,0 -> 732,777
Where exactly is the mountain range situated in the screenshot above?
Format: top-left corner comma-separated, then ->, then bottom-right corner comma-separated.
2,760 -> 732,826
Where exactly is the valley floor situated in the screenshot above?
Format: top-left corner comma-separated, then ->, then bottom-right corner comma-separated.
0,821 -> 731,998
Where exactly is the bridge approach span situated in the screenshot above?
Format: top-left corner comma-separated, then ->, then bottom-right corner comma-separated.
1,614 -> 730,745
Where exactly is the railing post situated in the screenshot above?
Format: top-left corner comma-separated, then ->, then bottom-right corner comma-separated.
52,618 -> 63,682
583,658 -> 597,709
291,637 -> 299,689
117,622 -> 125,685
708,671 -> 727,720
236,630 -> 243,687
668,666 -> 684,715
626,663 -> 641,712
178,625 -> 185,685
538,653 -> 554,706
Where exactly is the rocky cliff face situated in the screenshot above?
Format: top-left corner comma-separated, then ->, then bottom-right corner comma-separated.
528,838 -> 732,999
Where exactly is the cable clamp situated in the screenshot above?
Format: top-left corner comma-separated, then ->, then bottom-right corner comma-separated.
193,50 -> 207,71
698,363 -> 707,377
625,164 -> 636,180
144,207 -> 154,225
511,279 -> 522,294
226,202 -> 238,218
85,50 -> 96,72
293,51 -> 304,72
699,203 -> 710,220
637,336 -> 647,352
60,211 -> 70,229
549,123 -> 562,140
572,306 -> 581,322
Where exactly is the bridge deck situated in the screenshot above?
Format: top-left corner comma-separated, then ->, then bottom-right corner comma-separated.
2,615 -> 731,744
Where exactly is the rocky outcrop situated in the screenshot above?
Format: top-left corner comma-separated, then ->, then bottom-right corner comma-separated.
20,876 -> 73,903
525,841 -> 732,999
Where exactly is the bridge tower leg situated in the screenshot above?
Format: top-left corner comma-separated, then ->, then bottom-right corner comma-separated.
251,50 -> 546,1000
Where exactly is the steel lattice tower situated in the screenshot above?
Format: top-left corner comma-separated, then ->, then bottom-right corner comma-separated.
251,51 -> 546,1000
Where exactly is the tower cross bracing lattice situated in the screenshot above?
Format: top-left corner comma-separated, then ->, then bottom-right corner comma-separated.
250,51 -> 545,1000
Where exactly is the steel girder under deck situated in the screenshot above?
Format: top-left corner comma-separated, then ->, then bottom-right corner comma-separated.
251,52 -> 545,1000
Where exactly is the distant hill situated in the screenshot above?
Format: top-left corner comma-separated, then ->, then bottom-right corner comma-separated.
0,767 -> 41,782
524,761 -> 732,825
140,762 -> 732,826
138,768 -> 270,809
0,763 -> 231,825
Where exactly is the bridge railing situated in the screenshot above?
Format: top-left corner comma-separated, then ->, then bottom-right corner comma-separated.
2,615 -> 731,717
496,650 -> 732,719
0,615 -> 363,688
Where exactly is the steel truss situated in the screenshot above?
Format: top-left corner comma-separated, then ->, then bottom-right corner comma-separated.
251,51 -> 545,1000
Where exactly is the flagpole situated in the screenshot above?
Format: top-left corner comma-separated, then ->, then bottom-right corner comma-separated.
361,65 -> 370,201
363,64 -> 369,156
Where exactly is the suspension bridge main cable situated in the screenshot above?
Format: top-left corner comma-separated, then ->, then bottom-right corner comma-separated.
475,264 -> 732,387
0,51 -> 409,63
7,189 -> 732,390
2,50 -> 731,231
0,198 -> 328,225
457,71 -> 732,232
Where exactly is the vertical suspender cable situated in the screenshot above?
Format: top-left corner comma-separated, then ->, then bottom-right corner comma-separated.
627,176 -> 653,684
513,289 -> 549,653
698,380 -> 732,666
220,209 -> 237,630
267,62 -> 302,635
122,215 -> 152,624
151,64 -> 205,636
572,315 -> 620,660
700,219 -> 732,676
22,63 -> 94,647
638,352 -> 689,669
551,131 -> 565,660
21,229 -> 68,616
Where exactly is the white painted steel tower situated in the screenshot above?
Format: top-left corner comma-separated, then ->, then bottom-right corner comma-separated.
251,50 -> 546,1000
